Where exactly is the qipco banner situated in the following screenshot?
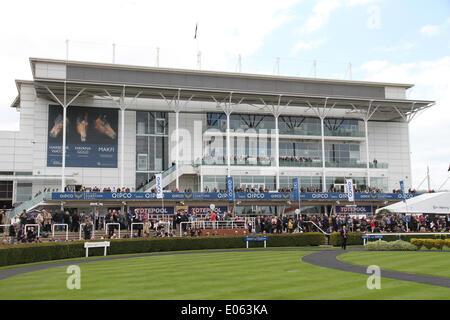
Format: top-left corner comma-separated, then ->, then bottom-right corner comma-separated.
47,105 -> 118,168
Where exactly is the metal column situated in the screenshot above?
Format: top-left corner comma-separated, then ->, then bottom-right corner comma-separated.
364,119 -> 370,188
320,117 -> 326,192
175,110 -> 180,189
120,107 -> 125,188
275,115 -> 280,190
61,83 -> 67,191
226,112 -> 231,178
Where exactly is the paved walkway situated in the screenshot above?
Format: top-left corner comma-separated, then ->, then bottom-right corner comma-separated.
302,248 -> 450,289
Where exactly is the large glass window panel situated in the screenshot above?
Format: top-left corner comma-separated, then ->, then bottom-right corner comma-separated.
136,112 -> 148,134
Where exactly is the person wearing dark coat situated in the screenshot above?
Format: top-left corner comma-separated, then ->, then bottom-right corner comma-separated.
340,225 -> 348,250
83,222 -> 92,240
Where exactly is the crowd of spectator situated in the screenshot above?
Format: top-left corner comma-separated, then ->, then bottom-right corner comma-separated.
279,156 -> 315,164
2,206 -> 450,245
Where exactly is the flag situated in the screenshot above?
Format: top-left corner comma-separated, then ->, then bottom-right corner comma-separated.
155,173 -> 163,199
400,180 -> 406,203
226,177 -> 234,202
346,179 -> 354,202
293,178 -> 299,201
194,23 -> 198,39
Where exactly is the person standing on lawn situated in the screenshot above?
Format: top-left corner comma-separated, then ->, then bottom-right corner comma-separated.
341,225 -> 348,250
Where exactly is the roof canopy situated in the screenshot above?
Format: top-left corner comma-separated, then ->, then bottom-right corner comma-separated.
376,192 -> 450,215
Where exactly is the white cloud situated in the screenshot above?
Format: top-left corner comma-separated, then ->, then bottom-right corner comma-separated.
360,56 -> 450,190
290,39 -> 326,55
298,0 -> 379,35
420,17 -> 450,36
0,0 -> 301,131
420,25 -> 440,36
345,0 -> 379,6
300,0 -> 341,35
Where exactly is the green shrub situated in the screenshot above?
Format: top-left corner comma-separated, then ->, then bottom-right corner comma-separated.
330,232 -> 449,247
410,238 -> 448,250
0,232 -> 325,267
329,232 -> 363,246
410,238 -> 423,249
366,240 -> 417,251
445,239 -> 450,249
423,239 -> 435,250
434,239 -> 445,250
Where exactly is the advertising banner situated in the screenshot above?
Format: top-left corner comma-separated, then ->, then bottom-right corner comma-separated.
51,192 -> 421,201
47,105 -> 118,168
155,173 -> 163,199
130,207 -> 174,219
293,178 -> 299,201
336,205 -> 372,214
400,180 -> 406,203
188,206 -> 228,216
346,179 -> 355,202
226,177 -> 234,202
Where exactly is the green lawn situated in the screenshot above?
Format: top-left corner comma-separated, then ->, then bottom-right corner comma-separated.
339,251 -> 450,278
0,250 -> 449,299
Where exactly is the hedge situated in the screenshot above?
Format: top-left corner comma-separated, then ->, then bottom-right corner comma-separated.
410,238 -> 450,251
0,232 -> 325,267
366,240 -> 417,251
330,232 -> 448,247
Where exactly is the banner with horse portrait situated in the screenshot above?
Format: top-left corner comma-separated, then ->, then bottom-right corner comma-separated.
47,105 -> 118,168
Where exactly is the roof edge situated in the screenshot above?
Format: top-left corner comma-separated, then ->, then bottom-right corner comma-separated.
29,57 -> 415,89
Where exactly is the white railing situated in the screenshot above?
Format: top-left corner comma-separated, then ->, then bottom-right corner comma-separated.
362,232 -> 450,245
130,223 -> 144,238
24,224 -> 40,237
79,223 -> 95,240
105,223 -> 121,238
51,223 -> 69,240
179,219 -> 253,237
304,221 -> 330,236
154,221 -> 172,235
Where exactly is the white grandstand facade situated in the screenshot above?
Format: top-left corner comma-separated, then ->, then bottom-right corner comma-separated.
0,58 -> 434,215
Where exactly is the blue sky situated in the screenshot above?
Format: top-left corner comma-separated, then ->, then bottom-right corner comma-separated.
0,0 -> 449,189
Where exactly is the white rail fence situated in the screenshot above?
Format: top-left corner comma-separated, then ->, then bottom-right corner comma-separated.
179,218 -> 255,237
51,223 -> 69,240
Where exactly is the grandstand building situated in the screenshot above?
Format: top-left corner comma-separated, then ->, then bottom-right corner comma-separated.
0,58 -> 435,217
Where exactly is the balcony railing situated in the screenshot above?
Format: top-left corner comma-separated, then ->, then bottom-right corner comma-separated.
279,160 -> 322,168
202,159 -> 274,166
204,126 -> 365,138
201,158 -> 388,169
325,162 -> 388,169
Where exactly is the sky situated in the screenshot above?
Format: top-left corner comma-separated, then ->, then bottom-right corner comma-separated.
0,0 -> 449,190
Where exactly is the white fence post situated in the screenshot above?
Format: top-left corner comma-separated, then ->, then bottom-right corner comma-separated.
131,222 -> 144,238
24,224 -> 40,238
51,223 -> 69,240
79,222 -> 95,240
105,223 -> 121,238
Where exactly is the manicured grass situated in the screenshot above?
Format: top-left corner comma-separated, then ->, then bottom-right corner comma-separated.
0,250 -> 449,299
339,251 -> 450,278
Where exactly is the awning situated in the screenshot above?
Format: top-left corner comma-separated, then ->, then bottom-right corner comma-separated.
376,192 -> 450,215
